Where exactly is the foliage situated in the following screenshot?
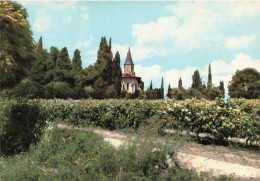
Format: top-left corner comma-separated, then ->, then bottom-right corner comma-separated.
167,84 -> 172,98
191,69 -> 202,89
178,77 -> 183,89
207,64 -> 212,88
56,47 -> 71,71
0,98 -> 46,155
0,128 -> 198,180
228,68 -> 260,99
161,77 -> 164,99
72,49 -> 82,72
44,81 -> 72,99
112,51 -> 122,96
0,1 -> 35,88
142,88 -> 162,99
149,80 -> 153,90
83,37 -> 122,99
39,98 -> 260,144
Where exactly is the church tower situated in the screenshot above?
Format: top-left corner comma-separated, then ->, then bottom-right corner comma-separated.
121,47 -> 143,93
124,47 -> 135,75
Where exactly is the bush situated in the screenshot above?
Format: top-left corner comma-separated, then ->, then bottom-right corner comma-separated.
0,128 -> 198,180
0,98 -> 46,155
44,81 -> 72,99
10,79 -> 44,98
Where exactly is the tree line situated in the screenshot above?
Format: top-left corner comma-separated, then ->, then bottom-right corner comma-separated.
1,1 -> 259,100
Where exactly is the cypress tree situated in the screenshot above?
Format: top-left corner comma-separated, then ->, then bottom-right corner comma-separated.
57,47 -> 71,70
167,84 -> 171,98
219,80 -> 225,98
178,77 -> 183,89
72,49 -> 82,72
207,64 -> 212,89
149,80 -> 153,90
191,69 -> 202,89
96,37 -> 113,84
161,77 -> 164,99
49,46 -> 59,65
37,36 -> 43,51
112,51 -> 122,96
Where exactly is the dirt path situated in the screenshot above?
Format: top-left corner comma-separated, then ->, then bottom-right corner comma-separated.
56,124 -> 260,180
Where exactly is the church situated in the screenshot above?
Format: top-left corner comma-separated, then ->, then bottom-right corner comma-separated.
121,48 -> 143,93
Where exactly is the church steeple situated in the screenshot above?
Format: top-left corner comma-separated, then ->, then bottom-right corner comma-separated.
124,47 -> 135,75
124,47 -> 134,65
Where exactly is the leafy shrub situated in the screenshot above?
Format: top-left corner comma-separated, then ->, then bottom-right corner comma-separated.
0,98 -> 46,155
44,81 -> 72,99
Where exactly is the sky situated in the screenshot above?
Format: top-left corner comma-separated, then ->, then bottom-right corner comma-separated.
19,0 -> 260,97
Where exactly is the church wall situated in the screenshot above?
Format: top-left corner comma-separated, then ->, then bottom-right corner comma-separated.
121,78 -> 141,93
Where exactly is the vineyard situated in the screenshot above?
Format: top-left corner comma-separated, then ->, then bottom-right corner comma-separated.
39,98 -> 260,144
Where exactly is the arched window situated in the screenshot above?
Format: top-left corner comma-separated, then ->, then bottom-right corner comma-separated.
127,83 -> 129,90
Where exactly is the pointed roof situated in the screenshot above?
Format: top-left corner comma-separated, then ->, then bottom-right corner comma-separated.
124,47 -> 134,65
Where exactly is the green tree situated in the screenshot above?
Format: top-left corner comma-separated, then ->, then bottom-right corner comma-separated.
72,49 -> 82,72
191,69 -> 202,89
167,84 -> 172,98
207,64 -> 212,89
228,68 -> 260,99
37,36 -> 43,52
149,80 -> 153,90
46,46 -> 59,71
161,77 -> 164,99
57,47 -> 71,70
178,77 -> 183,89
112,51 -> 122,96
219,80 -> 225,98
0,1 -> 35,88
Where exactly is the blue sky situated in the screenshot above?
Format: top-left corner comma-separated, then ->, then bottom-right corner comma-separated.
20,1 -> 260,95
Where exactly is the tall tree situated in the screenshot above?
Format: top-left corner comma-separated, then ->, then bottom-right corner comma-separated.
167,84 -> 172,98
37,36 -> 43,52
207,64 -> 212,89
228,68 -> 260,99
161,77 -> 164,99
72,49 -> 82,72
0,1 -> 35,88
56,47 -> 71,70
219,80 -> 225,98
191,69 -> 202,89
178,77 -> 183,89
46,46 -> 59,70
149,80 -> 153,90
112,51 -> 122,96
96,37 -> 113,84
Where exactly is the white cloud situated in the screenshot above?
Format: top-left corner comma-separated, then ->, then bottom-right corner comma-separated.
163,67 -> 198,89
223,2 -> 260,19
225,35 -> 255,50
162,53 -> 259,95
199,53 -> 260,95
112,1 -> 260,61
135,64 -> 162,87
81,13 -> 89,20
33,16 -> 51,32
231,53 -> 260,72
83,49 -> 97,66
76,36 -> 94,49
112,44 -> 155,62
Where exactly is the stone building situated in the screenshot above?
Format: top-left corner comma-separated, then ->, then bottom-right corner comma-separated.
121,48 -> 143,93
